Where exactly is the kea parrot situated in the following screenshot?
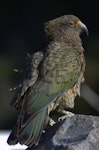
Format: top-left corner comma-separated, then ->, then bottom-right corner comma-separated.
7,15 -> 88,147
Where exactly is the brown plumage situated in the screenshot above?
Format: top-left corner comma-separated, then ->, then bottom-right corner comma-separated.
7,15 -> 88,147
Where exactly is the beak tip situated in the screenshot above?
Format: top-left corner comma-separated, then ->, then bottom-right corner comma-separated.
81,23 -> 89,36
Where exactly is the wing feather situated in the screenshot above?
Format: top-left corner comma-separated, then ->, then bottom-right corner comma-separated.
10,52 -> 44,110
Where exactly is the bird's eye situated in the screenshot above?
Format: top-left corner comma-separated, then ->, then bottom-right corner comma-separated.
70,21 -> 74,26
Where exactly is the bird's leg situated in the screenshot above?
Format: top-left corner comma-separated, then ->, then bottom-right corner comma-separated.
42,117 -> 56,133
49,118 -> 56,126
58,110 -> 75,121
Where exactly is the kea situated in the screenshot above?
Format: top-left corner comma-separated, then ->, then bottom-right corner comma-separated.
7,15 -> 88,147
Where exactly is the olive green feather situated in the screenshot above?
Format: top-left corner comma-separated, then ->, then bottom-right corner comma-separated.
7,15 -> 87,147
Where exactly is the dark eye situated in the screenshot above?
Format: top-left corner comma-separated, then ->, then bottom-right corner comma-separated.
69,21 -> 74,26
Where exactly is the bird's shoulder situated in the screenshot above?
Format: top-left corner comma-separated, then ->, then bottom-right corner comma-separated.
42,42 -> 83,78
39,41 -> 84,95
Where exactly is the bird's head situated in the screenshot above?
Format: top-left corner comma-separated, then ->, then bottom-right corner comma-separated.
45,15 -> 88,42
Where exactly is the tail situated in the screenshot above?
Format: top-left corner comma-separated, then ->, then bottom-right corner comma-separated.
7,109 -> 48,147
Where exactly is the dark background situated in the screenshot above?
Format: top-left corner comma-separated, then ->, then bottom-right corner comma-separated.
0,0 -> 99,129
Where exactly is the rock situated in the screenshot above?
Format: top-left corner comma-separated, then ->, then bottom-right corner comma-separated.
27,114 -> 99,150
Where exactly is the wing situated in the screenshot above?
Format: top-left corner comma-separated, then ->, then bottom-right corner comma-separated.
8,44 -> 84,146
10,51 -> 44,110
21,44 -> 83,124
42,44 -> 83,95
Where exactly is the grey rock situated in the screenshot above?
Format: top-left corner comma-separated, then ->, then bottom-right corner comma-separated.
27,114 -> 99,150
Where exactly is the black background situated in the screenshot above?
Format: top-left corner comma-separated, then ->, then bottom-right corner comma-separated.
0,0 -> 99,129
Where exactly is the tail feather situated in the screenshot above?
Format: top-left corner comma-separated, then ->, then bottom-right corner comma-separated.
7,109 -> 49,147
7,126 -> 18,145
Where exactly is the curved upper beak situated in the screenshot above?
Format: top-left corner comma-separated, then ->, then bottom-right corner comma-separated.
77,20 -> 88,36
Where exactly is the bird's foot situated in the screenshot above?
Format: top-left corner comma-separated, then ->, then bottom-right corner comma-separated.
58,110 -> 75,121
49,118 -> 56,126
